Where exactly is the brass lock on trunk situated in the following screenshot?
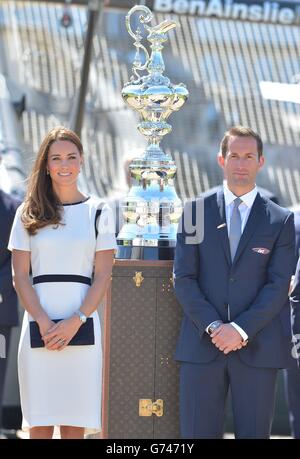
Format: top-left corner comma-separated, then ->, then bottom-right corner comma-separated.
133,271 -> 144,287
139,399 -> 163,417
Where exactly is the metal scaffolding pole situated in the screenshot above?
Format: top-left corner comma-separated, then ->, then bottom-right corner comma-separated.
69,0 -> 104,136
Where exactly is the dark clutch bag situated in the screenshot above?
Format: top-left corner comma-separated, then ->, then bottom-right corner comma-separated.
29,317 -> 95,348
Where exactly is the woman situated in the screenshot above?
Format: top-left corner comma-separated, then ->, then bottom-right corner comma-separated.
8,126 -> 116,439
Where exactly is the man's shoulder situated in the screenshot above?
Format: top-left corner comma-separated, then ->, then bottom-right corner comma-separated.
259,194 -> 292,220
256,186 -> 279,204
182,195 -> 216,227
293,209 -> 300,231
184,194 -> 216,208
199,185 -> 221,200
0,190 -> 22,214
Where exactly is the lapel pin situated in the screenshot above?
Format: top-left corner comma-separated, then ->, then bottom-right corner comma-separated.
217,223 -> 227,229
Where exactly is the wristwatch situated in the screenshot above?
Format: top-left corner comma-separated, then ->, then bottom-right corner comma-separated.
208,320 -> 223,335
74,310 -> 87,324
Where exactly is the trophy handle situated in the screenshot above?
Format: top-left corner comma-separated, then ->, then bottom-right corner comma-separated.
125,5 -> 152,80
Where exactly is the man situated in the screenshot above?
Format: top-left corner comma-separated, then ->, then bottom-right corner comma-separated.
0,180 -> 21,437
295,211 -> 300,259
284,209 -> 300,438
174,126 -> 295,439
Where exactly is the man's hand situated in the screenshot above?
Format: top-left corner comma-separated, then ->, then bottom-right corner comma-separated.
210,324 -> 247,354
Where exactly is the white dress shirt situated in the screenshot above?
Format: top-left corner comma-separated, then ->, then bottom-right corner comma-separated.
206,184 -> 258,342
224,183 -> 258,234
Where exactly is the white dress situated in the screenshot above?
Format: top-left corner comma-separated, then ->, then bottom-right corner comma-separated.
8,196 -> 117,432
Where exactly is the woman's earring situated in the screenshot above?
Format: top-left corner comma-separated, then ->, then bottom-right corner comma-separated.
46,170 -> 50,175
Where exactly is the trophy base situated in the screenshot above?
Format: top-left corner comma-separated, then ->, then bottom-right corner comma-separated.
116,244 -> 175,260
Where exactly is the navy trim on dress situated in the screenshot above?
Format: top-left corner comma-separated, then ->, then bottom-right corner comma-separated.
62,197 -> 90,206
32,275 -> 92,285
95,205 -> 103,239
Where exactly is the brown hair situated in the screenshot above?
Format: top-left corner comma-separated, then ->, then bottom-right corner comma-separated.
21,126 -> 83,235
220,126 -> 263,158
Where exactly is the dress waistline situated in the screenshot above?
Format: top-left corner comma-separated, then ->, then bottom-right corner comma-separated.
32,275 -> 92,285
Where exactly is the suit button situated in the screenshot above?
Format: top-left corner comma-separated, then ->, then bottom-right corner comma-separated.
229,278 -> 235,283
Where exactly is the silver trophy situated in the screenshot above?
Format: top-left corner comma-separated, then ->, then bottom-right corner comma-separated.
117,5 -> 189,260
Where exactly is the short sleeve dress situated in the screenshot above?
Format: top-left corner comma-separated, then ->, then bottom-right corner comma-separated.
8,196 -> 117,432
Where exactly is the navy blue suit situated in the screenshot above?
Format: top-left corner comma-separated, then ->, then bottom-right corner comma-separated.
0,190 -> 20,430
174,190 -> 295,438
295,211 -> 300,259
286,211 -> 300,437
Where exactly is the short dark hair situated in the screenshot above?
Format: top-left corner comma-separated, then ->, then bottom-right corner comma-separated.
220,126 -> 263,158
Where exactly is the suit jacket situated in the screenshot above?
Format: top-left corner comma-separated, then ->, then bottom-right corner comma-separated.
295,210 -> 300,260
0,190 -> 21,326
174,189 -> 295,368
290,211 -> 300,342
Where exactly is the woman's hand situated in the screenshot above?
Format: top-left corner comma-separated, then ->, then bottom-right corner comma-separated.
42,315 -> 81,351
37,317 -> 56,339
